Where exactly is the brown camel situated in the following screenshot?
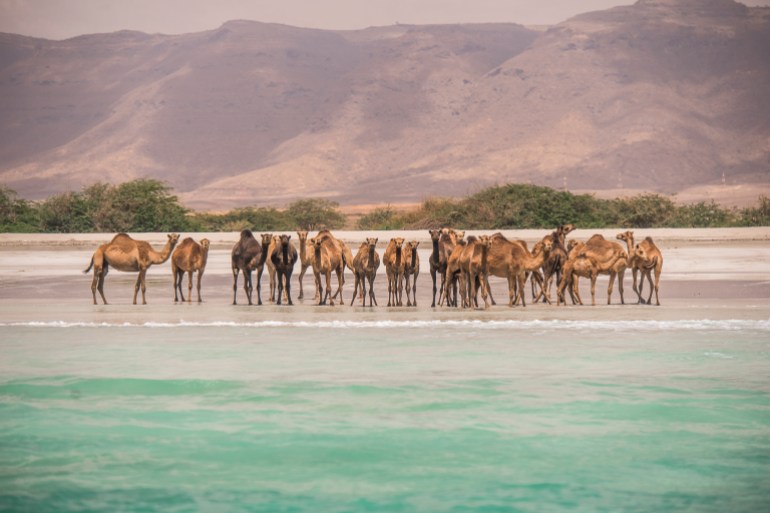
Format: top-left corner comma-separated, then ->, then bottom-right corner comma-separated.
311,234 -> 344,306
270,234 -> 298,305
616,231 -> 663,305
444,239 -> 468,307
350,238 -> 380,307
461,235 -> 493,309
557,254 -> 600,306
403,240 -> 420,307
171,237 -> 210,303
231,230 -> 271,305
429,228 -> 465,307
481,233 -> 541,308
314,230 -> 351,302
634,238 -> 663,305
535,224 -> 575,304
84,233 -> 180,305
578,234 -> 629,305
507,238 -> 553,307
384,237 -> 406,306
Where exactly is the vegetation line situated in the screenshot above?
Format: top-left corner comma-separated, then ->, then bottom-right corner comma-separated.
1,179 -> 768,233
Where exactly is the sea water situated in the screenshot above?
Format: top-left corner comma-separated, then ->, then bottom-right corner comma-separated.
1,301 -> 769,513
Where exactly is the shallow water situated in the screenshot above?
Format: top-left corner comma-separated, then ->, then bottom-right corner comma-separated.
1,301 -> 769,513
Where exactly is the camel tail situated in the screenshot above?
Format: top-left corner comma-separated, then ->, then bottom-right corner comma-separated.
83,257 -> 94,274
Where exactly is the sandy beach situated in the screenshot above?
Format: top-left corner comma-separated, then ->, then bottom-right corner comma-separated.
1,227 -> 768,313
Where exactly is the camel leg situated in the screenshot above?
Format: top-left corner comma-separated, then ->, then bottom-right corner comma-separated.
91,270 -> 100,305
326,271 -> 335,306
173,267 -> 180,302
606,272 -> 616,305
276,272 -> 284,305
652,268 -> 661,306
298,265 -> 306,300
590,273 -> 597,306
232,269 -> 239,305
518,273 -> 527,307
431,269 -> 437,307
350,272 -> 359,306
618,269 -> 625,305
196,270 -> 204,302
245,270 -> 253,306
507,274 -> 516,307
186,271 -> 193,303
631,268 -> 642,303
133,272 -> 141,305
358,273 -> 366,306
368,273 -> 377,307
405,274 -> 412,307
412,274 -> 418,307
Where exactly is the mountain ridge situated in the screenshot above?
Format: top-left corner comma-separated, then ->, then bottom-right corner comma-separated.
1,0 -> 768,210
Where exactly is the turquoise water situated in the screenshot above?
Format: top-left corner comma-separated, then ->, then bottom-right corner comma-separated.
1,318 -> 770,512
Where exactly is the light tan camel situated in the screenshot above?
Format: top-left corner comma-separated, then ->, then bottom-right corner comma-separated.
384,237 -> 406,307
404,240 -> 420,307
482,233 -> 545,307
296,230 -> 318,301
266,235 -> 282,302
350,237 -> 380,307
84,233 -> 180,305
634,238 -> 663,305
314,230 -> 351,302
507,238 -> 553,307
311,234 -> 344,306
579,234 -> 629,305
171,237 -> 210,303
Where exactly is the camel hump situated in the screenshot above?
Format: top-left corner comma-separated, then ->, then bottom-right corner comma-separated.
645,236 -> 655,244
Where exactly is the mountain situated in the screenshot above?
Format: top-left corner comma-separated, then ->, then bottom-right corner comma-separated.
0,0 -> 768,210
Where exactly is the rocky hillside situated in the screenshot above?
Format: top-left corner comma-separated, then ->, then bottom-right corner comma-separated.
0,0 -> 768,210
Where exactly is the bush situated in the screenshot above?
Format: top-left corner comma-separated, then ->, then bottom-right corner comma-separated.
0,186 -> 39,232
285,198 -> 345,230
739,196 -> 770,226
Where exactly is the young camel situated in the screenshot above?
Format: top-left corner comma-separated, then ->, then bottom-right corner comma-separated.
634,238 -> 663,305
404,240 -> 420,307
350,238 -> 380,307
270,234 -> 298,305
171,237 -> 210,303
311,235 -> 344,306
384,237 -> 406,307
231,230 -> 271,305
84,233 -> 180,305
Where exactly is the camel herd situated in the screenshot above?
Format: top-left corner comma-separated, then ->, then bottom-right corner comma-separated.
83,226 -> 663,307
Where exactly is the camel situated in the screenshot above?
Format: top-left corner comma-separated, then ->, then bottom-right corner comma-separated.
461,235 -> 493,309
270,234 -> 298,305
616,231 -> 663,305
311,234 -> 344,306
384,237 -> 406,306
634,238 -> 663,306
313,230 -> 352,302
445,237 -> 474,308
429,228 -> 464,307
535,224 -> 575,304
350,237 -> 380,307
231,230 -> 271,305
171,237 -> 210,303
507,238 -> 553,307
481,233 -> 543,307
296,230 -> 318,301
557,254 -> 600,306
84,233 -> 180,305
403,240 -> 420,307
577,234 -> 629,305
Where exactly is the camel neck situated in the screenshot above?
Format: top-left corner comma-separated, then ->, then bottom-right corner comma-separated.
368,245 -> 375,269
281,244 -> 289,264
431,239 -> 439,263
395,247 -> 401,268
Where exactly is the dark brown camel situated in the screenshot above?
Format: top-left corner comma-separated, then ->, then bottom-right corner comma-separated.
270,234 -> 298,306
231,230 -> 271,305
350,237 -> 380,307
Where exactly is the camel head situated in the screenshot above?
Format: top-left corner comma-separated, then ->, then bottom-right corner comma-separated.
540,236 -> 553,254
429,229 -> 441,242
296,230 -> 308,243
616,230 -> 634,245
635,243 -> 649,262
478,235 -> 491,248
261,233 -> 273,246
168,233 -> 181,245
279,233 -> 291,248
567,239 -> 581,252
311,236 -> 323,251
366,237 -> 378,249
391,237 -> 404,249
454,230 -> 466,242
559,224 -> 576,236
200,239 -> 210,251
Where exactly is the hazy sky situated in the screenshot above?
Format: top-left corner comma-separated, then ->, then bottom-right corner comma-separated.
3,0 -> 768,40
